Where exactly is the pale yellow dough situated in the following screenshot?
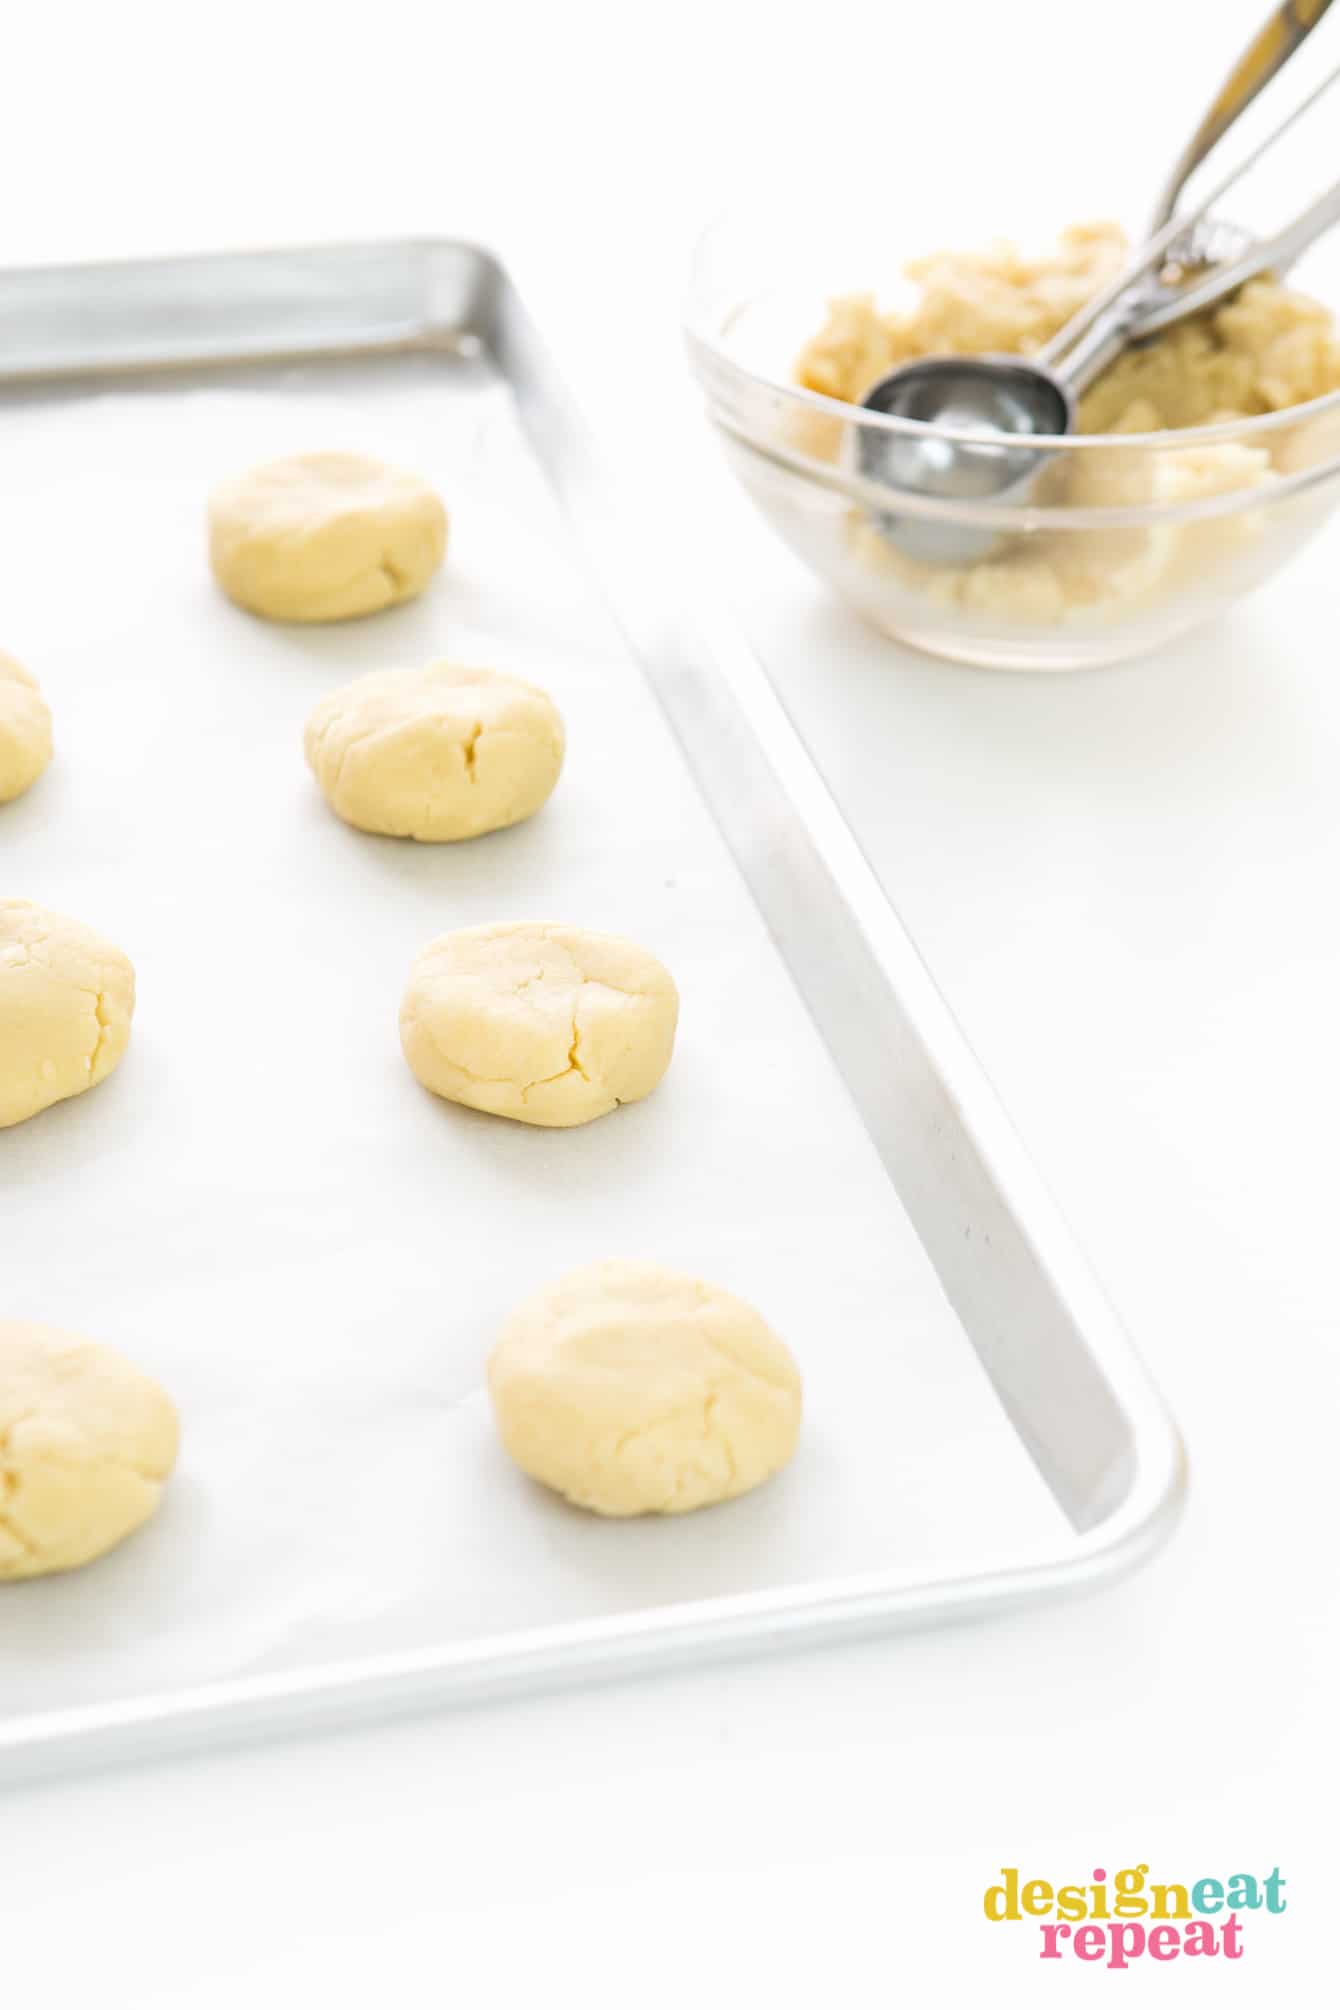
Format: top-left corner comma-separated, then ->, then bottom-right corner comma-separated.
797,222 -> 1340,427
304,663 -> 565,841
208,451 -> 447,622
400,922 -> 678,1128
795,223 -> 1340,623
0,1320 -> 178,1579
0,899 -> 135,1128
0,653 -> 53,804
488,1261 -> 802,1516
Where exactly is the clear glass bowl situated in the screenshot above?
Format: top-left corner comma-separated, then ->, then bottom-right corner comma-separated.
685,193 -> 1340,670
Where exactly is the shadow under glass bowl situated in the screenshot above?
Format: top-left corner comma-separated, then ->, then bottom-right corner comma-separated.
684,196 -> 1340,671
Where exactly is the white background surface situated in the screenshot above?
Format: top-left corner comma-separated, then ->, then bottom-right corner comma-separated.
2,0 -> 1334,2000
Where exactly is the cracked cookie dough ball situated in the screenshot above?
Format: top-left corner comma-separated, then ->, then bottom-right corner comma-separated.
0,1320 -> 178,1579
488,1261 -> 802,1515
305,663 -> 565,841
400,921 -> 678,1128
208,451 -> 447,622
0,653 -> 53,804
0,899 -> 135,1129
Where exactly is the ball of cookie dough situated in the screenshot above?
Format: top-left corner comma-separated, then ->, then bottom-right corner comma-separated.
0,1320 -> 178,1579
305,663 -> 565,841
0,898 -> 135,1129
208,451 -> 447,622
0,653 -> 53,804
400,922 -> 678,1128
488,1261 -> 802,1516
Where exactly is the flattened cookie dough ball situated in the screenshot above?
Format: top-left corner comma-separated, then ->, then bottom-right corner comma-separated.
400,922 -> 678,1128
488,1261 -> 802,1516
0,1320 -> 178,1579
0,899 -> 135,1129
305,663 -> 565,841
208,451 -> 447,622
0,653 -> 53,804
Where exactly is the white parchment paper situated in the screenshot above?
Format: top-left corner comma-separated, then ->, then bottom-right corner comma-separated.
0,350 -> 1064,1722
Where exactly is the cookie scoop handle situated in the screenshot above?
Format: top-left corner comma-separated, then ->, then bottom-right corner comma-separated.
1132,171 -> 1340,337
1038,46 -> 1340,384
1150,0 -> 1335,234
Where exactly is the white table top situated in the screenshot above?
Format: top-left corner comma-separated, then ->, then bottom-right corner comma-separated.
6,0 -> 1329,1998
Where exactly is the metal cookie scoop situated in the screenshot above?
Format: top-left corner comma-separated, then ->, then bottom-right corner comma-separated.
858,2 -> 1340,564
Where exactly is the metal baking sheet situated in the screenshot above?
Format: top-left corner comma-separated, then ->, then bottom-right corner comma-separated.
0,243 -> 1184,1781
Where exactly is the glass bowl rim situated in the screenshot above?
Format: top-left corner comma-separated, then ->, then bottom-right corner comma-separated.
703,395 -> 1340,533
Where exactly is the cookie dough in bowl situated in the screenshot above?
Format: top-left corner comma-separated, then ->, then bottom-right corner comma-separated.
400,922 -> 678,1128
787,222 -> 1340,657
0,1320 -> 178,1579
687,198 -> 1340,667
208,451 -> 447,622
0,898 -> 135,1128
305,663 -> 565,841
0,653 -> 53,804
488,1261 -> 803,1516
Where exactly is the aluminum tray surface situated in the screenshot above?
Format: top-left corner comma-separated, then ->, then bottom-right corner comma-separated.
0,244 -> 1183,1779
